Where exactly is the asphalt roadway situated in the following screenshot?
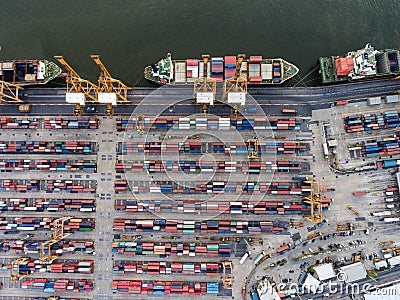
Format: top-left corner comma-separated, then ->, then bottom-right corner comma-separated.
1,78 -> 400,116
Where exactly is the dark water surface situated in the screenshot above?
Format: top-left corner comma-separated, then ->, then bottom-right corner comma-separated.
1,0 -> 399,86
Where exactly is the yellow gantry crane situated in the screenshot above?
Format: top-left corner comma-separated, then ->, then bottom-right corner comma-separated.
136,114 -> 145,134
91,54 -> 130,117
193,54 -> 216,115
223,54 -> 247,117
246,138 -> 259,159
220,261 -> 233,289
10,257 -> 30,281
347,205 -> 360,216
40,216 -> 73,264
303,180 -> 322,223
54,56 -> 98,117
0,81 -> 24,103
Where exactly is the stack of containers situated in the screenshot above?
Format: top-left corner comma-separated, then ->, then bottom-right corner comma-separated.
44,117 -> 99,129
186,59 -> 199,82
0,117 -> 38,129
211,57 -> 224,82
111,280 -> 219,295
273,60 -> 281,83
46,180 -> 96,193
249,56 -> 262,84
0,217 -> 95,232
0,141 -> 95,154
112,241 -> 231,257
0,179 -> 40,192
358,136 -> 400,157
113,219 -> 284,234
21,278 -> 93,292
0,159 -> 96,172
1,239 -> 94,254
0,198 -> 95,212
11,258 -> 94,274
224,56 -> 236,79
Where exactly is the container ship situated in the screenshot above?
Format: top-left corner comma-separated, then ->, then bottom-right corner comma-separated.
319,43 -> 400,84
144,53 -> 299,85
0,60 -> 62,85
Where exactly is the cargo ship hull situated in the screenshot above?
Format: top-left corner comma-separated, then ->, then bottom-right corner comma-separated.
144,53 -> 299,85
0,60 -> 62,86
319,44 -> 400,84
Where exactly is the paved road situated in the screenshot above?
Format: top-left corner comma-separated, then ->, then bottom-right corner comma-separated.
1,78 -> 400,116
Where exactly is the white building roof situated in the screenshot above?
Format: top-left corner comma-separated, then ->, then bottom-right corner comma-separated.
364,283 -> 400,300
374,260 -> 388,269
303,274 -> 320,293
257,279 -> 281,300
339,262 -> 367,283
314,263 -> 336,281
388,256 -> 400,267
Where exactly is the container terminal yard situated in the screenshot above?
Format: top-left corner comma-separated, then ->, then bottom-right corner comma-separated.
1,55 -> 400,300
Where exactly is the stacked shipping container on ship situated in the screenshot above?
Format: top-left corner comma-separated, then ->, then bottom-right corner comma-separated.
0,239 -> 94,254
21,278 -> 93,292
224,56 -> 236,79
0,198 -> 96,212
114,180 -> 311,195
0,141 -> 96,154
118,141 -> 307,155
116,160 -> 303,174
0,117 -> 38,129
44,117 -> 99,129
114,199 -> 313,215
112,280 -> 219,295
344,111 -> 400,132
112,241 -> 231,257
113,261 -> 219,276
186,59 -> 199,82
211,57 -> 224,82
0,217 -> 95,232
0,159 -> 96,172
113,219 -> 284,234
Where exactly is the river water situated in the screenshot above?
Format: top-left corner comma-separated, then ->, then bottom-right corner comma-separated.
0,0 -> 399,86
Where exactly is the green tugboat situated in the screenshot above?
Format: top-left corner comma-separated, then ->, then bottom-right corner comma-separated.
0,60 -> 62,86
144,53 -> 299,85
319,43 -> 400,84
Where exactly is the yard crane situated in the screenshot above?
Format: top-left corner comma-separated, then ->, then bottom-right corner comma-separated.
91,54 -> 130,117
347,205 -> 360,216
246,138 -> 259,159
222,54 -> 247,117
302,180 -> 322,223
193,54 -> 216,116
10,257 -> 30,281
0,81 -> 24,102
220,261 -> 233,289
40,216 -> 73,264
54,56 -> 98,117
136,114 -> 145,134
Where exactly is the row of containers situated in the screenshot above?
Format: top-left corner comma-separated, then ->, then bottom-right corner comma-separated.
343,110 -> 400,133
0,141 -> 97,154
111,280 -> 220,295
0,117 -> 99,129
116,117 -> 302,131
0,159 -> 96,172
0,259 -> 93,274
118,141 -> 308,155
0,198 -> 96,212
0,179 -> 97,193
0,217 -> 95,232
349,135 -> 400,157
21,278 -> 93,293
114,180 -> 313,194
0,240 -> 94,254
114,199 -> 333,215
112,241 -> 231,257
376,159 -> 400,168
113,261 -> 220,276
113,219 -> 285,234
116,160 -> 304,174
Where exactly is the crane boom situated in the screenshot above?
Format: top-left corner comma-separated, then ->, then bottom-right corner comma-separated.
193,54 -> 216,115
0,80 -> 24,102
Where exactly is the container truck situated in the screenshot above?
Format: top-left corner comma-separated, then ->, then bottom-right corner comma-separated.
239,252 -> 250,265
253,251 -> 265,265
